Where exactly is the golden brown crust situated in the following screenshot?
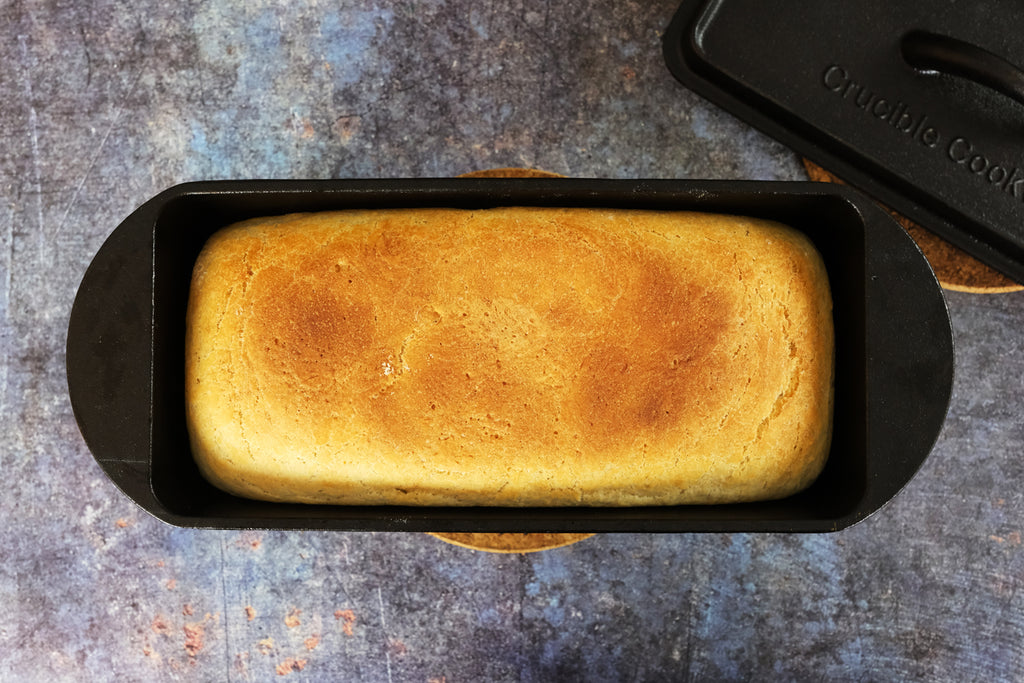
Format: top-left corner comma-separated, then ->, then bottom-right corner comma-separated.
185,207 -> 834,506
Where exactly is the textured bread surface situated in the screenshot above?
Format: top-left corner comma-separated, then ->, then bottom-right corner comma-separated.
185,207 -> 834,506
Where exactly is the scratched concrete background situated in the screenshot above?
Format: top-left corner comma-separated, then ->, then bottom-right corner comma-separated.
3,1 -> 1024,681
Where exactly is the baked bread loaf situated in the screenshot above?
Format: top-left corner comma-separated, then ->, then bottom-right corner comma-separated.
185,207 -> 833,506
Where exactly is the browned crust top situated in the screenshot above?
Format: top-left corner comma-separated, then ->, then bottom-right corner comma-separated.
185,207 -> 833,506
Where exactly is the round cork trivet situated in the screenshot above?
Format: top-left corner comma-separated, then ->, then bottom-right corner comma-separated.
802,159 -> 1023,293
427,167 -> 594,554
458,167 -> 566,179
427,531 -> 594,553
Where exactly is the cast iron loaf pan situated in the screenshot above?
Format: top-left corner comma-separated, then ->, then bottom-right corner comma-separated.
66,178 -> 954,533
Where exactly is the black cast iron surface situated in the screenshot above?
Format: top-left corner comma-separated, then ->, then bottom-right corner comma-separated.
664,0 -> 1024,283
67,178 -> 953,532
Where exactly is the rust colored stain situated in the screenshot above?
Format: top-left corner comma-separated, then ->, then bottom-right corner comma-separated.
234,531 -> 263,549
245,605 -> 256,621
284,608 -> 301,628
334,609 -> 356,636
258,638 -> 275,656
234,652 -> 250,676
334,115 -> 361,142
304,634 -> 320,651
183,622 -> 205,657
276,657 -> 307,675
165,579 -> 177,590
151,614 -> 171,636
183,604 -> 194,616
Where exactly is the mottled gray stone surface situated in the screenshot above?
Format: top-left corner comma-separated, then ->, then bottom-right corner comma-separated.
2,1 -> 1023,681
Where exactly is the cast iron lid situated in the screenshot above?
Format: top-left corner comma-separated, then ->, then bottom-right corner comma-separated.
663,0 -> 1024,283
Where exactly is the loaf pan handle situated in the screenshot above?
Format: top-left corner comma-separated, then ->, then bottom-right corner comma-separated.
861,195 -> 954,519
66,194 -> 163,512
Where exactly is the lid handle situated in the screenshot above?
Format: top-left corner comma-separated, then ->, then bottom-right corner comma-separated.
901,30 -> 1024,108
